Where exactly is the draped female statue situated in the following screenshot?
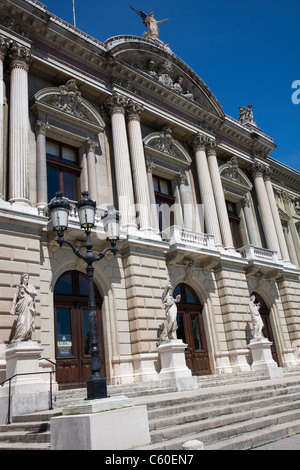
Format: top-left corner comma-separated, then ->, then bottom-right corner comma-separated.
249,294 -> 264,340
10,274 -> 37,342
159,283 -> 181,343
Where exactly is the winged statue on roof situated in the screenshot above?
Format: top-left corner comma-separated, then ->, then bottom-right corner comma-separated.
131,7 -> 168,40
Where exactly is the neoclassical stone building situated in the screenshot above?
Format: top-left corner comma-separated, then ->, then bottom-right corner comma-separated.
0,0 -> 300,388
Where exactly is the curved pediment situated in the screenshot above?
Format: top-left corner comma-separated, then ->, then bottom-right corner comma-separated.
31,79 -> 105,131
144,126 -> 191,170
220,157 -> 253,193
105,36 -> 224,118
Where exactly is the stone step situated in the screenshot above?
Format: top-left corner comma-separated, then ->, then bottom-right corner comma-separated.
1,371 -> 300,450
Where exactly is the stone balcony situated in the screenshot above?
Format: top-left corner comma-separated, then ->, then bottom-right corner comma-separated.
238,244 -> 284,279
161,225 -> 221,270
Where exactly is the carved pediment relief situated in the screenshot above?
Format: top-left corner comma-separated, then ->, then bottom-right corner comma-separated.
220,157 -> 252,192
107,37 -> 224,117
144,126 -> 191,169
31,79 -> 105,131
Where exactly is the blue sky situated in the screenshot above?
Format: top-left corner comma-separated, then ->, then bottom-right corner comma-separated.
44,0 -> 300,172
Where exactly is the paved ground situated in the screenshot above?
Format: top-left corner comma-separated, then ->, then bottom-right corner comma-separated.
253,433 -> 300,450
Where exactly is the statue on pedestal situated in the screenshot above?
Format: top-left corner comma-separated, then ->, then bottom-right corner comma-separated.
131,7 -> 168,40
159,283 -> 181,344
249,294 -> 264,340
10,274 -> 37,343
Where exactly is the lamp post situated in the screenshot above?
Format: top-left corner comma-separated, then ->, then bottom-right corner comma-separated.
48,192 -> 120,400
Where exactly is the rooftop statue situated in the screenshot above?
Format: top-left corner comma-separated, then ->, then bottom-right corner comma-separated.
131,7 -> 168,40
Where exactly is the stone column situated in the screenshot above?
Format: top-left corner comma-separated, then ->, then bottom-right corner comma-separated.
264,169 -> 290,262
0,37 -> 8,199
127,100 -> 152,232
106,93 -> 136,230
250,163 -> 281,254
146,160 -> 160,233
85,138 -> 99,204
35,120 -> 50,212
177,171 -> 193,230
242,193 -> 260,246
192,134 -> 222,246
206,141 -> 235,250
8,43 -> 32,205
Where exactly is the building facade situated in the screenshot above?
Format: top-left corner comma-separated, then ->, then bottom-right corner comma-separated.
0,0 -> 300,388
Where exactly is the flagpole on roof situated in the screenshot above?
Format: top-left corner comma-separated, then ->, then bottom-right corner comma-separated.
72,0 -> 76,27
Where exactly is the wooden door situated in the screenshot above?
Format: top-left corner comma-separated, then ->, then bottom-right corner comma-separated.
174,284 -> 210,375
54,271 -> 104,389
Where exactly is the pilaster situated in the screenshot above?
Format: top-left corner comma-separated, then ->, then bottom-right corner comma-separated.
85,138 -> 99,204
35,120 -> 50,212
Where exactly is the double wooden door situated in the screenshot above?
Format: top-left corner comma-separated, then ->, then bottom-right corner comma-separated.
54,271 -> 105,389
174,284 -> 210,375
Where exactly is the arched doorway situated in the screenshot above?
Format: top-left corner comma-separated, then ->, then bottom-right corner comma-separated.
54,271 -> 105,389
173,283 -> 210,375
251,292 -> 279,364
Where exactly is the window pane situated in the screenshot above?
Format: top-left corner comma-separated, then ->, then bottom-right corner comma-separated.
63,172 -> 77,200
159,179 -> 171,195
46,141 -> 60,159
191,314 -> 203,350
56,308 -> 73,356
54,273 -> 73,294
47,166 -> 60,201
82,309 -> 90,355
185,287 -> 198,304
153,176 -> 159,192
79,274 -> 89,296
62,146 -> 77,163
176,314 -> 186,343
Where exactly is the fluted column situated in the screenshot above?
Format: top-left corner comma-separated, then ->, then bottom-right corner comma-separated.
107,93 -> 136,229
85,138 -> 99,204
192,134 -> 222,246
127,100 -> 152,231
264,168 -> 290,262
177,171 -> 193,230
207,141 -> 235,250
8,43 -> 32,205
242,193 -> 260,246
0,37 -> 8,198
146,160 -> 160,233
250,163 -> 281,254
35,120 -> 50,211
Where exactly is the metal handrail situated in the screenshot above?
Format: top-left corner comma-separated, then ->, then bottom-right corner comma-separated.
0,358 -> 59,424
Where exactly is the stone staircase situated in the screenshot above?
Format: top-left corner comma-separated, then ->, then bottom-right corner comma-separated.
1,369 -> 300,450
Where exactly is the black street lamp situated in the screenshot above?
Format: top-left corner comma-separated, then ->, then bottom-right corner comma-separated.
49,192 -> 120,400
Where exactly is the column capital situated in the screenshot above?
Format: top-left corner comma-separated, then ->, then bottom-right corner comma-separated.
106,92 -> 128,116
0,36 -> 10,61
8,42 -> 32,71
206,138 -> 218,156
263,166 -> 272,181
146,160 -> 155,173
176,171 -> 188,186
35,120 -> 50,137
127,100 -> 144,121
85,137 -> 99,153
250,161 -> 268,178
191,133 -> 209,152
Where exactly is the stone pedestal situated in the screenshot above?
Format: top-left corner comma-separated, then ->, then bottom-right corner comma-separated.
157,339 -> 198,391
248,338 -> 283,378
50,396 -> 151,450
0,341 -> 53,423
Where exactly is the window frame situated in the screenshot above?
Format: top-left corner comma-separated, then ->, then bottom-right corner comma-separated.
46,138 -> 81,202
